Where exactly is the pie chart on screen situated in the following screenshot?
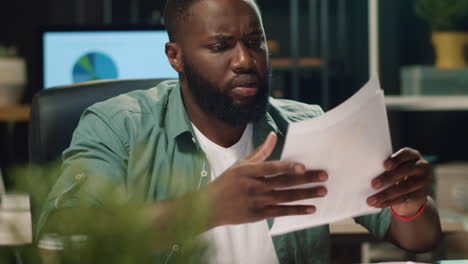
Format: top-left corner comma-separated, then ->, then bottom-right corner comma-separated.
72,52 -> 119,83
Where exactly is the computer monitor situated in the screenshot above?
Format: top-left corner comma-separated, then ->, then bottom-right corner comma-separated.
41,26 -> 178,89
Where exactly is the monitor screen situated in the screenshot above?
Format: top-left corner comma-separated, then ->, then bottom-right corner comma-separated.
42,28 -> 177,89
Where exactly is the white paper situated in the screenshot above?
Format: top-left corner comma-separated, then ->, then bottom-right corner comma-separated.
269,77 -> 393,236
0,194 -> 32,245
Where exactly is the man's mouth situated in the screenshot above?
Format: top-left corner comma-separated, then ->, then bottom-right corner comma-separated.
232,84 -> 258,97
230,75 -> 260,97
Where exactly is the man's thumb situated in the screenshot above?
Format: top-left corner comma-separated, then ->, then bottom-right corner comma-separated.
245,132 -> 277,162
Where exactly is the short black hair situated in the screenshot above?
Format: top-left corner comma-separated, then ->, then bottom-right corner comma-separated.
163,0 -> 200,42
163,0 -> 260,42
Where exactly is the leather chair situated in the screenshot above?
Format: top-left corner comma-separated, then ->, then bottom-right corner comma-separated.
29,78 -> 171,164
27,78 -> 172,239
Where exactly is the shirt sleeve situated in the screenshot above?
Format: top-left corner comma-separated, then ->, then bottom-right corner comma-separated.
36,108 -> 129,238
353,208 -> 392,239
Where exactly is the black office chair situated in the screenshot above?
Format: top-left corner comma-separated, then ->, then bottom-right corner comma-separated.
26,78 -> 171,240
29,78 -> 171,165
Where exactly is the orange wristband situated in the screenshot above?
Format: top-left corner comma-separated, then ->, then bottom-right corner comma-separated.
390,200 -> 427,221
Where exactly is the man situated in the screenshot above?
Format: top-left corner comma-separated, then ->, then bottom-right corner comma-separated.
38,0 -> 442,263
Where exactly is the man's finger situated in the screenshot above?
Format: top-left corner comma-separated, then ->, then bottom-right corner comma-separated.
374,189 -> 428,209
261,205 -> 316,218
246,160 -> 304,178
384,147 -> 421,171
266,186 -> 327,204
264,170 -> 328,189
244,132 -> 277,162
372,159 -> 430,189
367,176 -> 429,206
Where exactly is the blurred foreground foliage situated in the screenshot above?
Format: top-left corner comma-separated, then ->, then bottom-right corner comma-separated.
1,161 -> 209,264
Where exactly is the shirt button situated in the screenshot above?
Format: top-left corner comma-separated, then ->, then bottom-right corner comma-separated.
172,244 -> 180,252
75,173 -> 84,181
201,170 -> 208,177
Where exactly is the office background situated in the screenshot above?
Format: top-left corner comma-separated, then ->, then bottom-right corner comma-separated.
0,0 -> 436,170
1,0 -> 468,263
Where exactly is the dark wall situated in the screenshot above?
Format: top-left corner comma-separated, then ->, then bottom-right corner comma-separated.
346,0 -> 434,96
256,0 -> 435,105
380,0 -> 434,95
0,0 -> 438,167
399,0 -> 434,65
0,0 -> 166,103
1,0 -> 46,103
0,0 -> 168,172
0,0 -> 435,104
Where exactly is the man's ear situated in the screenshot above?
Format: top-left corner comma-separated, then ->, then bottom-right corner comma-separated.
165,42 -> 184,73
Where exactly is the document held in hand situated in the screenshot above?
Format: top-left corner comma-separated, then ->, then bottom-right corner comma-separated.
269,77 -> 393,236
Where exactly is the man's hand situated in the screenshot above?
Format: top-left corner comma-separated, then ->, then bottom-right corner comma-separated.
367,147 -> 432,216
205,132 -> 328,227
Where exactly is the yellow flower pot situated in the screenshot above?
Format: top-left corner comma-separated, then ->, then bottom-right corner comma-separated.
431,31 -> 468,69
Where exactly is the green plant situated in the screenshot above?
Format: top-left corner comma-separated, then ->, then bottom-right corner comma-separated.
0,162 -> 210,264
415,0 -> 468,31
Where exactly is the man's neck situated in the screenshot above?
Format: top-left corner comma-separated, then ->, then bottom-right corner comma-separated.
180,84 -> 246,148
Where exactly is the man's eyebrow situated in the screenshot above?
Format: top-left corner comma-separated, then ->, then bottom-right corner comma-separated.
247,29 -> 264,37
208,35 -> 234,41
207,30 -> 264,41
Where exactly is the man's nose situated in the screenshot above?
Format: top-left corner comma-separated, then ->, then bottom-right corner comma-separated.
231,42 -> 255,74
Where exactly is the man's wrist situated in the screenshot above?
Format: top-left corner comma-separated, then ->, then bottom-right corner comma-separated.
391,200 -> 424,216
390,198 -> 428,220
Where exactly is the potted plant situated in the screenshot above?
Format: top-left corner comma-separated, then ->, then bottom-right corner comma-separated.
415,0 -> 468,69
0,45 -> 26,107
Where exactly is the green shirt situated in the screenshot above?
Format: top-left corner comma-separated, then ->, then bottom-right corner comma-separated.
38,80 -> 391,263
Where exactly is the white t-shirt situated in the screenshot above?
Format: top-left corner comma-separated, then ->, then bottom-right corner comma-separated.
192,123 -> 279,264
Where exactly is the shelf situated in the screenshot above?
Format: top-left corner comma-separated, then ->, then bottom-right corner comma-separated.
385,96 -> 468,111
271,57 -> 322,70
0,104 -> 31,122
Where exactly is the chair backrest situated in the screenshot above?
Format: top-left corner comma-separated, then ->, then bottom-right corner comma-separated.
29,78 -> 171,164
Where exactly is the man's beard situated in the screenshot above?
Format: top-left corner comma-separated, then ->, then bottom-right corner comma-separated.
182,57 -> 270,127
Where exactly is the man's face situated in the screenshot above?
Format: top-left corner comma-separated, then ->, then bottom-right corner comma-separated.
179,0 -> 270,126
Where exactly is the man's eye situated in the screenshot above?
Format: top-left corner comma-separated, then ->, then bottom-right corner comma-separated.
210,44 -> 228,52
247,39 -> 264,49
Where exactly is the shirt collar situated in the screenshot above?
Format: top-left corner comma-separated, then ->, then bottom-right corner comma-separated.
253,106 -> 283,140
253,103 -> 286,160
166,81 -> 194,140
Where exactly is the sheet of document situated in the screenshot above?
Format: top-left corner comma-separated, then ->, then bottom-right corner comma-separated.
269,77 -> 393,236
0,195 -> 32,245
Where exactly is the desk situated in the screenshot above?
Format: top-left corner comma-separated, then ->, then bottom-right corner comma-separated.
330,210 -> 468,262
330,214 -> 466,235
0,105 -> 31,122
